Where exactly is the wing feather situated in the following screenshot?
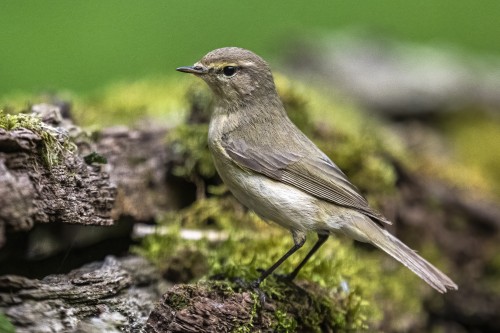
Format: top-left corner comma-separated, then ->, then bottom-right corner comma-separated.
223,137 -> 390,225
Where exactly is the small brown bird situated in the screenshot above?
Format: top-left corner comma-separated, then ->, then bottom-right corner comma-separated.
177,47 -> 458,293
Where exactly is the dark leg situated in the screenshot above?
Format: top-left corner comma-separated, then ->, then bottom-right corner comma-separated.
286,233 -> 328,281
252,231 -> 306,287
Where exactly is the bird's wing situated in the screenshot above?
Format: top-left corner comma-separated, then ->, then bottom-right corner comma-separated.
222,137 -> 390,225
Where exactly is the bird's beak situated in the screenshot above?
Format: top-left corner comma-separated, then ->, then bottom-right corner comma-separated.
176,65 -> 207,75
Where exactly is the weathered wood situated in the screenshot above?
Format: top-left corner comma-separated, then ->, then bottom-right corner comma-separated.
0,105 -> 116,248
0,255 -> 166,333
0,104 -> 180,249
93,124 -> 172,222
145,284 -> 256,333
144,279 -> 354,333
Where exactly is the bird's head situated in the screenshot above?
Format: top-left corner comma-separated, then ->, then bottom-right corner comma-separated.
177,47 -> 278,105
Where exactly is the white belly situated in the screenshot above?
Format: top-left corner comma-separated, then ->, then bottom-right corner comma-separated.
212,152 -> 322,232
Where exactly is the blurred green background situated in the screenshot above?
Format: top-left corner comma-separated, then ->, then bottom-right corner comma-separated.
1,0 -> 500,95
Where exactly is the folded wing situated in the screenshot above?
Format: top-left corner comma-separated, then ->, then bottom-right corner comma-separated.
222,137 -> 390,225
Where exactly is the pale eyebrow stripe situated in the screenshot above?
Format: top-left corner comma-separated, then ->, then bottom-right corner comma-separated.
239,60 -> 255,67
208,60 -> 255,69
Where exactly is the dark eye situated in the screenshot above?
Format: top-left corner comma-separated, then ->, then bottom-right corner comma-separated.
223,66 -> 237,77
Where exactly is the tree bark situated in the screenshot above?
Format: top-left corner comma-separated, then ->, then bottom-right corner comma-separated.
0,255 -> 166,333
0,105 -> 116,248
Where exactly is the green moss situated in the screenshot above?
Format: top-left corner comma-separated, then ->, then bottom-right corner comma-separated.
0,312 -> 15,333
0,110 -> 76,167
0,77 -> 194,129
166,124 -> 214,181
437,109 -> 500,199
484,250 -> 500,294
263,277 -> 358,332
134,224 -> 196,273
276,74 -> 315,136
232,292 -> 260,333
83,151 -> 108,165
167,292 -> 191,311
133,195 -> 261,276
273,309 -> 298,332
77,77 -> 192,128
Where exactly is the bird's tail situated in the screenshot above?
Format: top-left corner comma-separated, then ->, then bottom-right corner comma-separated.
343,219 -> 458,293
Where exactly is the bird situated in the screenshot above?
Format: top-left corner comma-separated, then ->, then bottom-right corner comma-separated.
176,47 -> 458,293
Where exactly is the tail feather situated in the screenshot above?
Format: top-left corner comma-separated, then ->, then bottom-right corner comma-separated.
377,229 -> 457,293
346,219 -> 458,293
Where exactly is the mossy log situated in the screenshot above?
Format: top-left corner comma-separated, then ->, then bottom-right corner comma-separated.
145,278 -> 357,333
0,105 -> 116,248
145,284 -> 258,333
0,104 -> 177,249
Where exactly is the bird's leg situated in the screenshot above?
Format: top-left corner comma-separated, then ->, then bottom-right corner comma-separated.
285,233 -> 328,281
252,231 -> 306,288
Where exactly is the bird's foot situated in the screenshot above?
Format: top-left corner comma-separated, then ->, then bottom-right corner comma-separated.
246,278 -> 266,303
250,277 -> 262,289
